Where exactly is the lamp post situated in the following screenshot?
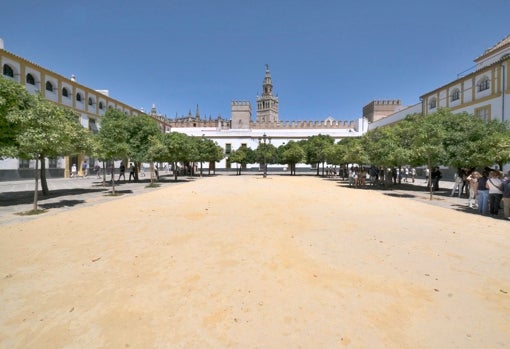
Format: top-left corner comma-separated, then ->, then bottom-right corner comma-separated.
258,133 -> 271,178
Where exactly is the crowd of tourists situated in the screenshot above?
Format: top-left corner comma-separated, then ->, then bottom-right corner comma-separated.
344,165 -> 510,221
456,168 -> 510,220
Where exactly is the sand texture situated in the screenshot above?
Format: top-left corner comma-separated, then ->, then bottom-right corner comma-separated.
1,175 -> 509,348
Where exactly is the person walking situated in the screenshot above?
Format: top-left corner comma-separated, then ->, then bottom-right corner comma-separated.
128,163 -> 136,182
118,163 -> 126,182
486,170 -> 503,217
94,162 -> 101,178
81,160 -> 88,177
71,163 -> 77,178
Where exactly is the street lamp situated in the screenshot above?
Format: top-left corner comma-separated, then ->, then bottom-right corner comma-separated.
258,133 -> 271,178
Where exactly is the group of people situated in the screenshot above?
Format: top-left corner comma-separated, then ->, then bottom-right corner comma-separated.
114,162 -> 139,183
70,161 -> 88,178
465,169 -> 510,219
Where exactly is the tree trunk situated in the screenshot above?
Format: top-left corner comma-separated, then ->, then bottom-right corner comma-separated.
102,161 -> 106,187
40,156 -> 49,195
316,163 -> 320,176
111,160 -> 116,195
149,162 -> 154,185
174,162 -> 178,181
428,163 -> 433,201
33,155 -> 40,211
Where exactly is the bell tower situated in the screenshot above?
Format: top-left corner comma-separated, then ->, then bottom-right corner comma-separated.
256,64 -> 279,123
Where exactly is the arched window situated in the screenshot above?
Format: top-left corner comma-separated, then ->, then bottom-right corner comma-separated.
45,81 -> 54,92
2,64 -> 14,77
26,73 -> 35,85
76,93 -> 82,102
451,89 -> 460,102
98,101 -> 104,110
62,87 -> 69,97
88,97 -> 94,106
429,97 -> 437,109
478,77 -> 490,92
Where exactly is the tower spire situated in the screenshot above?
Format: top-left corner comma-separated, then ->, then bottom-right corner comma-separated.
256,64 -> 279,123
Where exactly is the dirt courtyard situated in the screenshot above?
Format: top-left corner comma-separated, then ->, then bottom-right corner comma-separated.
0,175 -> 509,348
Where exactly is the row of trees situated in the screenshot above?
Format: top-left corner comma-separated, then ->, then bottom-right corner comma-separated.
228,109 -> 510,198
0,77 -> 224,210
2,74 -> 509,208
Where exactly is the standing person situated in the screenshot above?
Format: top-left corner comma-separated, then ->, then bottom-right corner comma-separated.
460,169 -> 469,197
81,160 -> 88,177
128,163 -> 136,182
466,171 -> 480,208
71,163 -> 77,178
501,170 -> 510,220
118,163 -> 126,182
348,167 -> 354,187
477,171 -> 489,215
94,162 -> 101,178
431,167 -> 442,191
450,169 -> 463,197
154,163 -> 159,180
486,171 -> 503,217
424,167 -> 430,185
411,167 -> 416,183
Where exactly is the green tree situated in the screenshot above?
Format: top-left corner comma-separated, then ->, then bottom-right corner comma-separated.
95,109 -> 130,194
279,141 -> 304,175
406,111 -> 449,199
255,142 -> 277,176
126,114 -> 161,182
433,110 -> 487,169
200,139 -> 224,175
163,132 -> 193,181
473,120 -> 510,170
364,120 -> 413,184
0,76 -> 33,158
341,136 -> 369,168
302,134 -> 334,176
7,94 -> 93,210
229,145 -> 254,175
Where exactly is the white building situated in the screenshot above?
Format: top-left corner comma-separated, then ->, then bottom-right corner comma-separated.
0,39 -> 166,179
164,65 -> 366,170
369,34 -> 510,129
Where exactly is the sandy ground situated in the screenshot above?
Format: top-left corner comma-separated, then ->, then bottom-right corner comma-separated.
0,175 -> 509,349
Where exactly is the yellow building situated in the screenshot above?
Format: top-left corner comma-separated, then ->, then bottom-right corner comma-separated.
1,41 -> 168,179
420,35 -> 510,122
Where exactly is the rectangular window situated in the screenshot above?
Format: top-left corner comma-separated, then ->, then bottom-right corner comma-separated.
48,158 -> 58,168
451,90 -> 459,101
19,159 -> 30,169
225,143 -> 232,154
475,106 -> 491,122
241,143 -> 247,148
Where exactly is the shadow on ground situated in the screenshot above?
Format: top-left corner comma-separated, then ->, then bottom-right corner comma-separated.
0,188 -> 106,207
39,199 -> 86,209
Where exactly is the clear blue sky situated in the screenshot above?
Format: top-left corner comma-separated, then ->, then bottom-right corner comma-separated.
1,0 -> 509,122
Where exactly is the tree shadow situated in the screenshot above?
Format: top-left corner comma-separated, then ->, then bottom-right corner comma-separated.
384,193 -> 416,198
0,188 -> 106,207
39,199 -> 86,209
